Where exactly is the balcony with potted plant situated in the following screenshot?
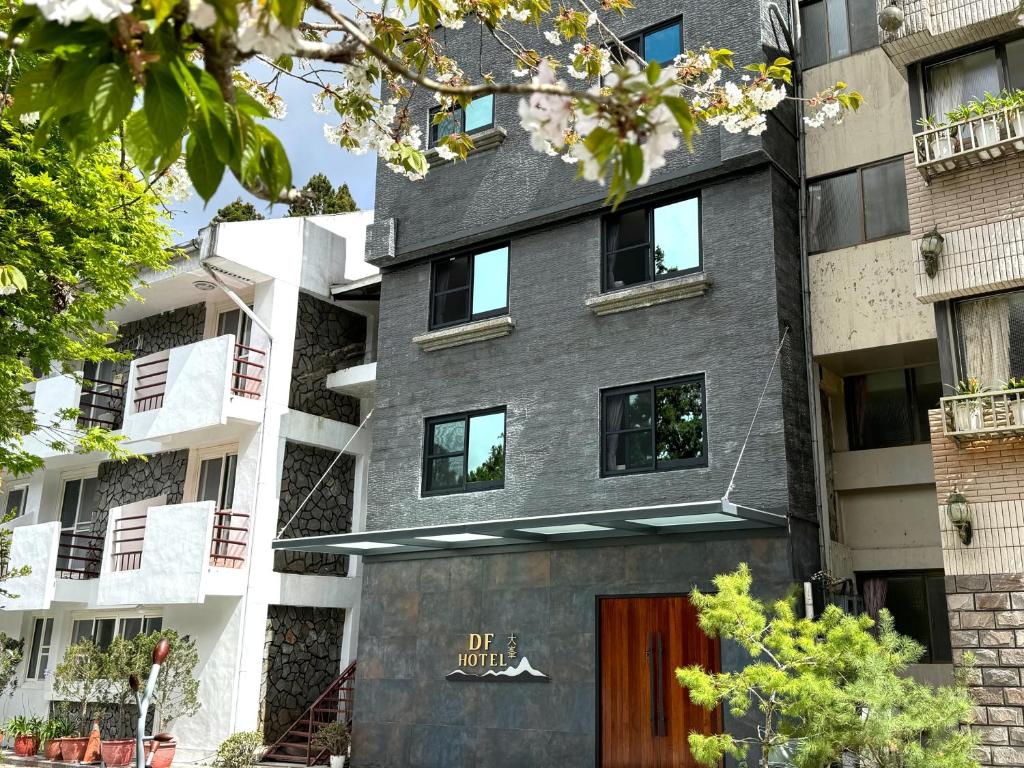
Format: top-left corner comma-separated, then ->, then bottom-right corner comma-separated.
939,376 -> 1024,439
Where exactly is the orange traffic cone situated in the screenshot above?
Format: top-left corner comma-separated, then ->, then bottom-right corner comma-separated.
83,719 -> 102,764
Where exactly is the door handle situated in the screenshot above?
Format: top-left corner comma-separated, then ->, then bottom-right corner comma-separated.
646,632 -> 657,737
654,631 -> 666,737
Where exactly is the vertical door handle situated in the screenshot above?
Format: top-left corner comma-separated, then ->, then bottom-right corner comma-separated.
654,631 -> 667,737
646,632 -> 657,737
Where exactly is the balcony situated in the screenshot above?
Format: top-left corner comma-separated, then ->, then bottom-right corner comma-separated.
938,388 -> 1024,440
914,105 -> 1024,179
122,334 -> 266,448
0,523 -> 106,610
877,0 -> 1019,66
325,361 -> 376,400
96,498 -> 250,606
77,377 -> 125,431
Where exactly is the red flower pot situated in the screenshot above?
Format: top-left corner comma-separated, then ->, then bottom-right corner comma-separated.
60,736 -> 89,762
13,735 -> 39,756
147,740 -> 176,768
100,739 -> 136,767
44,738 -> 64,760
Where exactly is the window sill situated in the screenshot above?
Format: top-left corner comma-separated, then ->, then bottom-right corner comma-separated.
425,127 -> 507,169
586,272 -> 711,316
413,316 -> 515,352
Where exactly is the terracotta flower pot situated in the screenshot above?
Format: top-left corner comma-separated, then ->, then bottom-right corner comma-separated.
147,740 -> 176,768
100,739 -> 136,767
60,736 -> 90,762
14,734 -> 40,756
44,738 -> 65,760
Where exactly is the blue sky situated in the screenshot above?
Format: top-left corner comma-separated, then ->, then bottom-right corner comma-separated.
165,67 -> 378,240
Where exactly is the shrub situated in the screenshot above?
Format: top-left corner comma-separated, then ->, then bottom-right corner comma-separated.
212,731 -> 266,768
311,722 -> 350,756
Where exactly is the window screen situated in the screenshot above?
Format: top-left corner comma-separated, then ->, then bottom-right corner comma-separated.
956,289 -> 1024,389
808,159 -> 909,253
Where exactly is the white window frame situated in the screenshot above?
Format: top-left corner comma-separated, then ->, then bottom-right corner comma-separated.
2,484 -> 29,519
26,617 -> 54,680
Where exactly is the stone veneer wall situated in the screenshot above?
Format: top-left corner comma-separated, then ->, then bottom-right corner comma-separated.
260,605 -> 345,743
93,450 -> 189,532
274,442 -> 354,575
112,303 -> 207,379
289,293 -> 365,424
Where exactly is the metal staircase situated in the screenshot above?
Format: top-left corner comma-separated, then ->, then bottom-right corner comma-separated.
263,661 -> 356,766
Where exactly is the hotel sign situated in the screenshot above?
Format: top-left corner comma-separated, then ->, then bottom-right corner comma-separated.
446,632 -> 550,683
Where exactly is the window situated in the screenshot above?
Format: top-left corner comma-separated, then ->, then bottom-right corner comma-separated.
428,95 -> 495,147
859,572 -> 951,663
807,158 -> 909,253
423,409 -> 505,494
800,0 -> 878,68
844,365 -> 941,450
26,617 -> 53,680
602,375 -> 707,475
955,289 -> 1024,389
2,486 -> 27,519
603,197 -> 700,291
924,41 -> 1024,120
429,246 -> 509,329
614,19 -> 682,65
71,616 -> 163,650
197,452 -> 239,563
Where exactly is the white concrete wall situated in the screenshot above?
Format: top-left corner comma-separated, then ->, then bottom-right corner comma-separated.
22,375 -> 83,460
0,522 -> 59,610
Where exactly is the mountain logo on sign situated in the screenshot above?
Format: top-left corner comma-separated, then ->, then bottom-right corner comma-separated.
446,657 -> 550,683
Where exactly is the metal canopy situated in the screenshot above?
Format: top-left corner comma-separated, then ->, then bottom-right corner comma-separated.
271,499 -> 785,557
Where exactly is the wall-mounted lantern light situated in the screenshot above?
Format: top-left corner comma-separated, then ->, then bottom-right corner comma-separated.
946,489 -> 973,546
920,226 -> 945,278
878,1 -> 905,31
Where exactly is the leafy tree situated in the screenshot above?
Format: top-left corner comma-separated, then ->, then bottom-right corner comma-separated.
52,639 -> 109,736
0,633 -> 24,699
287,174 -> 357,217
212,197 -> 265,224
677,565 -> 977,768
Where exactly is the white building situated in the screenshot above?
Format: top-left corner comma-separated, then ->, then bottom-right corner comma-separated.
0,212 -> 378,762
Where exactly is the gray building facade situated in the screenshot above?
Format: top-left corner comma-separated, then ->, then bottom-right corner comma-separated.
347,1 -> 820,764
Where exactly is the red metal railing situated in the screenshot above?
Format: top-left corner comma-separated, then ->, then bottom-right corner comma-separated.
110,512 -> 147,571
264,662 -> 357,766
56,530 -> 104,580
232,342 -> 266,399
133,355 -> 169,414
77,377 -> 125,430
210,509 -> 250,568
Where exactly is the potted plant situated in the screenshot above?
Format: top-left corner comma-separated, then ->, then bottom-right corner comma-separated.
99,736 -> 137,767
52,638 -> 109,761
42,717 -> 76,760
952,377 -> 987,432
1003,376 -> 1024,426
8,715 -> 43,756
917,115 -> 954,159
312,722 -> 351,768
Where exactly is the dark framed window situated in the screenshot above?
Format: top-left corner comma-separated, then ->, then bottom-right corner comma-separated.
844,364 -> 941,450
423,408 -> 506,495
807,158 -> 909,253
612,18 -> 683,65
428,95 -> 495,147
858,571 -> 952,663
26,617 -> 53,680
3,486 -> 26,518
603,197 -> 700,291
799,0 -> 878,69
71,616 -> 163,649
429,245 -> 509,329
602,375 -> 707,476
954,288 -> 1024,389
923,39 -> 1024,120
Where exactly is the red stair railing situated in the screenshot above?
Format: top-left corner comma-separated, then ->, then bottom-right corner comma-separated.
55,530 -> 105,579
232,343 -> 265,399
210,509 -> 250,568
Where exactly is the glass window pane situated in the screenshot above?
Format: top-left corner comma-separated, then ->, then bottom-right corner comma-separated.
27,619 -> 43,678
926,575 -> 952,662
77,478 -> 98,528
884,576 -> 932,660
643,23 -> 680,64
71,620 -> 93,646
800,2 -> 828,68
605,433 -> 655,472
609,208 -> 648,250
926,48 -> 1001,119
1009,39 -> 1024,92
825,0 -> 851,59
862,161 -> 909,241
610,35 -> 642,65
846,370 -> 913,449
120,618 -> 142,640
912,364 -> 942,441
957,290 -> 1024,388
606,245 -> 649,290
471,247 -> 509,316
197,458 -> 223,505
221,454 -> 237,509
653,199 -> 700,276
60,480 -> 81,530
429,420 -> 466,455
807,171 -> 862,252
143,617 -> 163,634
464,95 -> 493,132
847,0 -> 878,52
428,456 -> 465,491
95,618 -> 116,650
217,309 -> 240,338
432,289 -> 469,327
4,488 -> 25,518
433,256 -> 472,326
466,412 -> 505,484
431,108 -> 462,145
655,382 -> 706,464
606,391 -> 653,431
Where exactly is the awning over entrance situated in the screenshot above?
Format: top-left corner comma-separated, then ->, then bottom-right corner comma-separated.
271,499 -> 785,557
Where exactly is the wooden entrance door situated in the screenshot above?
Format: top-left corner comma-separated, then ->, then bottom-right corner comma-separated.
599,595 -> 720,768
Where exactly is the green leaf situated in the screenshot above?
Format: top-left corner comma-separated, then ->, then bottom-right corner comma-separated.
255,128 -> 292,198
0,265 -> 28,292
124,110 -> 160,174
85,64 -> 136,141
646,60 -> 661,86
662,95 -> 695,147
185,123 -> 225,202
143,65 -> 190,152
621,142 -> 643,186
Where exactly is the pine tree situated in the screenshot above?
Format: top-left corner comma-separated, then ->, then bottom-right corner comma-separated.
212,198 -> 265,223
287,174 -> 358,217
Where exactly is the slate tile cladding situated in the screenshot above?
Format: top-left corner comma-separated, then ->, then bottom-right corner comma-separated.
289,292 -> 366,424
261,605 -> 344,743
111,302 -> 206,380
368,0 -> 795,261
275,441 -> 355,576
351,535 -> 793,768
92,450 -> 188,532
947,574 -> 1024,767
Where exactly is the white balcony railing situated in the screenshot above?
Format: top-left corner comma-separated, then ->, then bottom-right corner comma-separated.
940,388 -> 1024,439
914,105 -> 1024,178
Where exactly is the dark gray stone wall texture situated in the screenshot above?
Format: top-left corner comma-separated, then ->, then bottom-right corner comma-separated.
261,604 -> 345,743
113,303 -> 207,378
275,441 -> 355,575
368,0 -> 796,262
92,450 -> 188,532
289,292 -> 365,424
352,535 -> 792,768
